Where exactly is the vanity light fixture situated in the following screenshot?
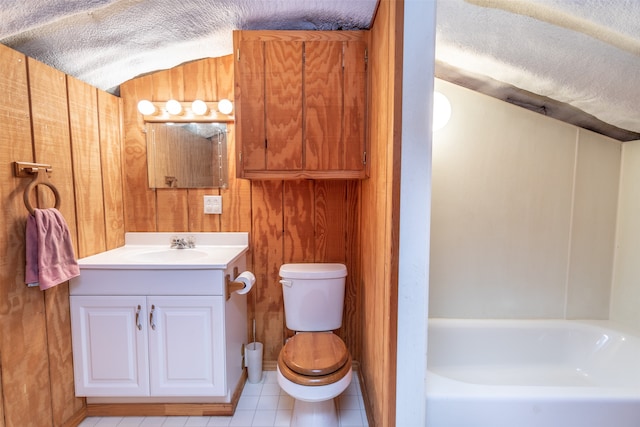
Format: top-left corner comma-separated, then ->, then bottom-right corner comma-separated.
136,99 -> 234,123
137,99 -> 158,116
433,91 -> 451,131
165,99 -> 183,115
191,99 -> 209,116
217,98 -> 233,115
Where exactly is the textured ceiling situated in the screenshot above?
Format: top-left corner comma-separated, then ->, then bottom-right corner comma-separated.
1,0 -> 378,93
3,0 -> 640,141
436,0 -> 640,141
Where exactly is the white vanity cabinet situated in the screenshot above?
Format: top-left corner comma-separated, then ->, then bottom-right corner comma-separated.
69,232 -> 249,402
148,296 -> 225,396
70,295 -> 225,397
70,295 -> 149,396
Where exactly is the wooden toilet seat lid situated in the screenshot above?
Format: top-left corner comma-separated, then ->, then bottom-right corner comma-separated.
281,332 -> 349,376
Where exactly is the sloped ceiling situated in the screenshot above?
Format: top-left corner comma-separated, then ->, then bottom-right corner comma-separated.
3,0 -> 640,141
436,0 -> 640,141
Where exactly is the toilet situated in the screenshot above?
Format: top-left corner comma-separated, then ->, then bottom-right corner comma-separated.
276,263 -> 352,427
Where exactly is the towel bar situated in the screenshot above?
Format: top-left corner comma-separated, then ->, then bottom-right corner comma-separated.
14,162 -> 61,214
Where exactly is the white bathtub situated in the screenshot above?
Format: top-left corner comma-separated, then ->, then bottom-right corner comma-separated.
426,319 -> 640,427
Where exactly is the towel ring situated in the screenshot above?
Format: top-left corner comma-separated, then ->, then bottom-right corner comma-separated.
23,169 -> 61,215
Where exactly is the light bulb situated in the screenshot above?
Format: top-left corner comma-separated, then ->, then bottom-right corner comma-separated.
137,100 -> 157,115
165,99 -> 183,115
217,98 -> 233,115
432,91 -> 451,131
191,100 -> 209,116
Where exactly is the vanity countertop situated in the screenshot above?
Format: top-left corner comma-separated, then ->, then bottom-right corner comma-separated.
77,232 -> 249,270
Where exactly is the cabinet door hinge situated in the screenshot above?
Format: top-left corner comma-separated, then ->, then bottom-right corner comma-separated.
236,48 -> 241,62
364,48 -> 368,70
362,151 -> 367,165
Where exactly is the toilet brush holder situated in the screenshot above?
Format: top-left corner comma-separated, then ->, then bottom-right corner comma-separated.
245,342 -> 263,383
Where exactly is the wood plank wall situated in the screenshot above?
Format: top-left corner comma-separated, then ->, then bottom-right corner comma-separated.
0,43 -> 124,427
1,3 -> 403,424
360,0 -> 403,426
2,6 -> 400,424
119,56 -> 362,365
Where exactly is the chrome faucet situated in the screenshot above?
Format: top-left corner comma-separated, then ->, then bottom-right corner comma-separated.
170,235 -> 196,249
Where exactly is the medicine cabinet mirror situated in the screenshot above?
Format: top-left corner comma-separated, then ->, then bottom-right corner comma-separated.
146,122 -> 228,189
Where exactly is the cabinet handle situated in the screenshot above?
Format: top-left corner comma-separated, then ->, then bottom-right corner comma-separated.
149,304 -> 156,330
135,305 -> 142,331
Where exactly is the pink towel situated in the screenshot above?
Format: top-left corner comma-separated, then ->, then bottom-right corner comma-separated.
25,208 -> 80,290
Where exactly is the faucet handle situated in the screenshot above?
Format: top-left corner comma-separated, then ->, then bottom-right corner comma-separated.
187,235 -> 196,248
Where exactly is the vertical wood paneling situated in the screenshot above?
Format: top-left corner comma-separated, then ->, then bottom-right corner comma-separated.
28,59 -> 77,242
265,41 -> 303,170
314,181 -> 347,262
251,182 -> 284,360
44,285 -> 84,425
28,57 -> 85,427
305,41 -> 343,171
221,123 -> 252,233
360,0 -> 402,425
0,44 -> 54,427
2,43 -> 125,427
0,367 -> 4,427
121,75 -> 157,231
283,180 -> 315,263
156,189 -> 190,231
216,55 -> 234,100
153,68 -> 185,102
68,76 -> 107,257
343,180 -> 361,366
98,91 -> 126,249
183,58 -> 218,101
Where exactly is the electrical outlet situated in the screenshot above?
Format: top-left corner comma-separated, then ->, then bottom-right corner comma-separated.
204,195 -> 222,214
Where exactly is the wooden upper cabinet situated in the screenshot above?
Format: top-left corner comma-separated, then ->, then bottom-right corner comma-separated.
234,30 -> 369,180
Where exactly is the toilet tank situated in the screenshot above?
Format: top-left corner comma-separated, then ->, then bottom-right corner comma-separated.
279,263 -> 347,332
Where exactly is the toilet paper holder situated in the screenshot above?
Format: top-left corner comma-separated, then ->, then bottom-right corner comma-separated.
225,267 -> 255,300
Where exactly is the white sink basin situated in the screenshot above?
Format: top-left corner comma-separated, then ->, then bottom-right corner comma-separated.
130,249 -> 210,263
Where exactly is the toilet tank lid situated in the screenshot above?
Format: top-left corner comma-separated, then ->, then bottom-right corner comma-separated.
279,263 -> 347,279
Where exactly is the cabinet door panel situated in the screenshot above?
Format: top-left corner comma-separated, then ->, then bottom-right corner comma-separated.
70,296 -> 149,396
265,41 -> 303,170
237,39 -> 266,171
148,296 -> 226,396
343,40 -> 367,171
305,41 -> 344,171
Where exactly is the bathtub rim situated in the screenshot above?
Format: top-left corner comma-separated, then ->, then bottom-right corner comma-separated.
426,318 -> 640,401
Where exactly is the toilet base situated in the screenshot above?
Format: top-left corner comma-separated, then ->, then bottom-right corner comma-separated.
290,398 -> 338,427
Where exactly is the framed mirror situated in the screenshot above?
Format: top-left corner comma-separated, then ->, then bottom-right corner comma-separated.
146,122 -> 228,188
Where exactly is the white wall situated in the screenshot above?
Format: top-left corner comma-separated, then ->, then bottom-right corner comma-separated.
611,141 -> 640,329
396,0 -> 435,425
430,79 -> 621,319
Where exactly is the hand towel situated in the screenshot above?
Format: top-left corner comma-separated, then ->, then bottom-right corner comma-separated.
25,208 -> 80,290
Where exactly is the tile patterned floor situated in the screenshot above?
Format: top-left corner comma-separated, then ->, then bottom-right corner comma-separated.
78,371 -> 368,427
